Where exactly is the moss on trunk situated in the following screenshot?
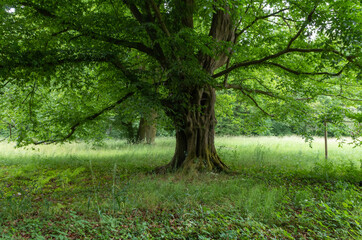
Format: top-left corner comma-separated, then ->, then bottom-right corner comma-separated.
159,86 -> 227,173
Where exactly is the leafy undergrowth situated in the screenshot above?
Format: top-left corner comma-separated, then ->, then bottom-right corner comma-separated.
0,137 -> 361,239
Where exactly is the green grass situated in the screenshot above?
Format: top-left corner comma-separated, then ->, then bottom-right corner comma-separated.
0,136 -> 361,239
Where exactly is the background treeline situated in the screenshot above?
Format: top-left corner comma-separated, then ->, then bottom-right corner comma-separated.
76,91 -> 362,140
1,89 -> 360,142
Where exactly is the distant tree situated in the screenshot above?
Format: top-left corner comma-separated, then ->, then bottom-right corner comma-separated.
0,0 -> 361,172
109,97 -> 158,144
137,109 -> 158,144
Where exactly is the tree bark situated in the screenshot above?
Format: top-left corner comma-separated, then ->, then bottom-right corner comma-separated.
137,117 -> 147,142
160,85 -> 227,172
137,110 -> 157,144
145,110 -> 157,144
158,4 -> 235,173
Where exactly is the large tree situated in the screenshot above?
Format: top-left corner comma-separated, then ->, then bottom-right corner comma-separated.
0,0 -> 361,172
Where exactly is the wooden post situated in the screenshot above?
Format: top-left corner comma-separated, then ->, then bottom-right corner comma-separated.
324,120 -> 328,160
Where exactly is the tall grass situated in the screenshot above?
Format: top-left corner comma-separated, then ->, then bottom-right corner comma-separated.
1,136 -> 360,169
217,135 -> 361,168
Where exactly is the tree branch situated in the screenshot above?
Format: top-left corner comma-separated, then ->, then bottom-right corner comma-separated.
18,2 -> 156,57
212,48 -> 347,78
51,27 -> 70,37
225,83 -> 317,102
21,81 -> 37,104
223,83 -> 274,116
294,97 -> 313,101
225,83 -> 282,100
214,3 -> 360,79
265,62 -> 346,76
122,1 -> 145,23
223,57 -> 231,87
295,94 -> 362,102
0,52 -> 118,70
0,79 -> 11,89
147,0 -> 170,37
236,8 -> 289,38
181,0 -> 194,28
241,90 -> 274,117
287,5 -> 317,49
322,94 -> 362,102
121,1 -> 168,66
34,91 -> 135,145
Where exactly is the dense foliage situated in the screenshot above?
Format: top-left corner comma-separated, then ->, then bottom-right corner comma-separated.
0,0 -> 361,170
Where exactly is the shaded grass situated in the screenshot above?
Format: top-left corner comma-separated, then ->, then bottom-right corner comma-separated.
0,136 -> 361,239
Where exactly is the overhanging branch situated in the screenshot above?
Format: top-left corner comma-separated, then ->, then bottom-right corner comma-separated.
121,1 -> 168,67
224,83 -> 274,117
241,90 -> 274,117
216,3 -> 358,79
18,2 -> 156,57
51,27 -> 70,37
287,5 -> 317,49
225,82 -> 361,103
0,52 -> 117,70
0,79 -> 11,89
236,8 -> 290,38
212,48 -> 349,78
148,0 -> 171,37
34,91 -> 135,145
225,83 -> 283,101
122,1 -> 145,23
265,62 -> 346,76
322,94 -> 362,102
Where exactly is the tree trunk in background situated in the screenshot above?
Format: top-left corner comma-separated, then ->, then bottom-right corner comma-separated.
124,122 -> 137,143
137,110 -> 157,144
137,118 -> 147,142
145,110 -> 157,144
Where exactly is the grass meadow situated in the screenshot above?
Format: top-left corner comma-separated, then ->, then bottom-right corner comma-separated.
0,136 -> 361,239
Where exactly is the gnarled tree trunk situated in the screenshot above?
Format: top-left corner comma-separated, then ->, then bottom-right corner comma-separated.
159,4 -> 235,173
162,85 -> 227,172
